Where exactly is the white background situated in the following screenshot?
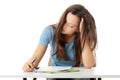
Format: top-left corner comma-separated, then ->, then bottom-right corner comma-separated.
0,0 -> 120,80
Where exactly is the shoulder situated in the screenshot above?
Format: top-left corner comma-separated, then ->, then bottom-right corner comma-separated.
43,24 -> 56,33
39,24 -> 56,45
41,24 -> 56,38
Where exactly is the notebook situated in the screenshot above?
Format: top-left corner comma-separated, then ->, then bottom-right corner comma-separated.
34,66 -> 80,74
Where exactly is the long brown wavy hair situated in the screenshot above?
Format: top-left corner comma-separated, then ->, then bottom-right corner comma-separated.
54,4 -> 97,66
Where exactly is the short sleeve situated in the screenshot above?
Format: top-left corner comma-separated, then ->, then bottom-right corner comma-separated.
39,26 -> 54,46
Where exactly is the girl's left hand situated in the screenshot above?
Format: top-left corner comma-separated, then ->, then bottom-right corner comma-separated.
79,17 -> 84,33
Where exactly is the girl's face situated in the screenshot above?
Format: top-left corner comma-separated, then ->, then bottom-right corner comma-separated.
61,12 -> 80,36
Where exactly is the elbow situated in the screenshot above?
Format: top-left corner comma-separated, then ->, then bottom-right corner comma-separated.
84,65 -> 92,69
84,61 -> 96,69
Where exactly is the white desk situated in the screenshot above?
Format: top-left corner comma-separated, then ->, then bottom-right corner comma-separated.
0,66 -> 120,78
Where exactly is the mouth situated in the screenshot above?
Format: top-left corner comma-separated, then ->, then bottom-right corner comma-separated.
61,29 -> 65,34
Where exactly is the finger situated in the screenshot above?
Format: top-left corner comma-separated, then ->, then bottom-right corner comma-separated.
31,58 -> 36,66
79,18 -> 84,32
32,58 -> 36,64
29,58 -> 36,65
23,65 -> 32,72
81,17 -> 84,22
27,63 -> 34,69
27,64 -> 31,68
26,64 -> 34,72
80,18 -> 84,26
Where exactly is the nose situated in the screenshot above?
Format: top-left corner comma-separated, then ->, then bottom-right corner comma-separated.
63,26 -> 67,29
63,24 -> 68,29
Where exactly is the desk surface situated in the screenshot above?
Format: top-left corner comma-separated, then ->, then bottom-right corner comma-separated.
0,66 -> 120,78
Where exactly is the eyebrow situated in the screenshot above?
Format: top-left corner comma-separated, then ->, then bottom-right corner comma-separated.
67,22 -> 78,27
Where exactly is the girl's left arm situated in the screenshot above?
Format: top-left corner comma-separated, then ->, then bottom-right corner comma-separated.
79,17 -> 96,69
82,42 -> 96,69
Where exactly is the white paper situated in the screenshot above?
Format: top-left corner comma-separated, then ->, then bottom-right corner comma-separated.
36,66 -> 72,72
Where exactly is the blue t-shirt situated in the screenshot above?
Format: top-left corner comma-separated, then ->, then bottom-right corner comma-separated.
39,26 -> 77,66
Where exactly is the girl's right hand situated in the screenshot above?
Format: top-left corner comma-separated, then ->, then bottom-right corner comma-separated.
23,58 -> 36,72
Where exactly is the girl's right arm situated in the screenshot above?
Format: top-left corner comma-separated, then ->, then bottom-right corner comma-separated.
23,44 -> 47,72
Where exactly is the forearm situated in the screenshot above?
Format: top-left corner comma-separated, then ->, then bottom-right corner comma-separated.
23,44 -> 47,72
81,40 -> 96,68
82,51 -> 95,68
31,44 -> 47,67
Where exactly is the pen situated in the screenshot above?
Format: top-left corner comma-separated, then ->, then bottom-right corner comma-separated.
31,58 -> 39,69
28,58 -> 36,68
32,58 -> 36,64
